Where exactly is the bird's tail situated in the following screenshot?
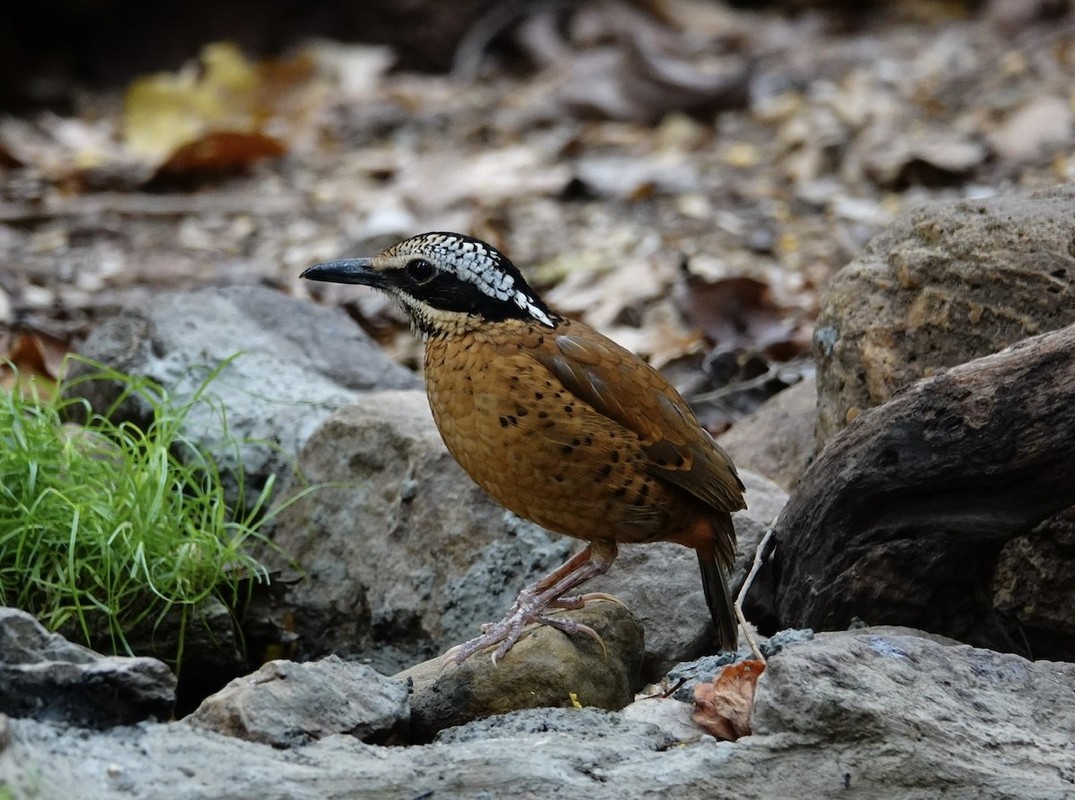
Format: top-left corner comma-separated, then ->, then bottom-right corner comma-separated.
697,551 -> 738,651
696,514 -> 739,652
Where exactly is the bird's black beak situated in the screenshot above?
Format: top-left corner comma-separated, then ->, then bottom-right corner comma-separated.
300,258 -> 389,289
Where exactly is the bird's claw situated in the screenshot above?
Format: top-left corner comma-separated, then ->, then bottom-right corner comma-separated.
533,614 -> 609,662
443,609 -> 532,666
442,592 -> 621,666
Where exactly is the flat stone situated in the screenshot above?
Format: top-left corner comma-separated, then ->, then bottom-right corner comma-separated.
0,607 -> 175,729
187,655 -> 409,747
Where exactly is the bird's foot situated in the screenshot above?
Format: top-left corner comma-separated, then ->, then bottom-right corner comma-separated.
543,591 -> 620,610
443,542 -> 620,666
442,604 -> 537,666
577,591 -> 627,608
443,588 -> 617,666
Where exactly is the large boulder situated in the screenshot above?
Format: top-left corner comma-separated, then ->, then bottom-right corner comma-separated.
800,186 -> 1075,659
813,184 -> 1075,449
773,323 -> 1075,657
62,286 -> 422,698
70,285 -> 419,502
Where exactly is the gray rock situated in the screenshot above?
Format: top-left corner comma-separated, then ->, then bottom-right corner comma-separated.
60,287 -> 421,686
587,469 -> 788,678
434,705 -> 672,746
398,600 -> 644,740
187,655 -> 409,747
5,630 -> 1075,799
992,506 -> 1075,662
717,374 -> 816,491
618,696 -> 706,744
269,390 -> 572,673
814,184 -> 1075,449
69,285 -> 419,505
779,321 -> 1075,657
0,607 -> 175,728
751,632 -> 1075,797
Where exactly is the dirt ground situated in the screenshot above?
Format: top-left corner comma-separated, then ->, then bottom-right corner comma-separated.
2,0 -> 1073,422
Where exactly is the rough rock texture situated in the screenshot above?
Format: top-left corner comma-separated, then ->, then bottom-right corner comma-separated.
774,323 -> 1075,657
749,632 -> 1075,797
270,390 -> 573,673
187,655 -> 410,747
813,184 -> 1075,449
619,695 -> 708,744
69,285 -> 419,503
992,506 -> 1075,662
717,374 -> 816,491
0,607 -> 175,728
398,600 -> 644,741
587,469 -> 787,679
4,631 -> 1074,799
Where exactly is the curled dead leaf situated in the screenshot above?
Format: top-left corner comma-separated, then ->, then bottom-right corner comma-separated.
691,659 -> 766,741
122,41 -> 319,178
153,131 -> 286,180
677,273 -> 806,360
1,330 -> 70,399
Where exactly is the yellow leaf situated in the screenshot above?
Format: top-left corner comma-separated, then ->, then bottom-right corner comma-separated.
123,42 -> 260,161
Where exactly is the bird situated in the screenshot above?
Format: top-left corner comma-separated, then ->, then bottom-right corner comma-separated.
301,232 -> 746,664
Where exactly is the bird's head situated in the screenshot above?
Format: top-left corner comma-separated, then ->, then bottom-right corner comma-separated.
301,232 -> 561,338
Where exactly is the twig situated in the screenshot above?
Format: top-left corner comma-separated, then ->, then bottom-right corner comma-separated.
451,0 -> 571,81
735,512 -> 779,664
689,360 -> 809,407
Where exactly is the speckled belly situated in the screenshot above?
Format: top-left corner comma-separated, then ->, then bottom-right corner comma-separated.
423,332 -> 691,544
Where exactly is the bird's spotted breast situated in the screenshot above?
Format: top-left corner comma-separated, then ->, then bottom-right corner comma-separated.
423,325 -> 699,544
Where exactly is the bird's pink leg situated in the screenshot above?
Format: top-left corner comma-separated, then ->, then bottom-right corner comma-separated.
444,540 -> 619,665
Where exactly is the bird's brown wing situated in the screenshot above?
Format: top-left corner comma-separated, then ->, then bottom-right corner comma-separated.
534,324 -> 746,515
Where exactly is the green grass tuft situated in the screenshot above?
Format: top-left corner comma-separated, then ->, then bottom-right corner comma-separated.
0,356 -> 287,665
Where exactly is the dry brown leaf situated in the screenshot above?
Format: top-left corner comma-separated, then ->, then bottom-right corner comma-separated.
691,659 -> 766,741
543,255 -> 671,331
124,42 -> 260,161
1,330 -> 70,399
122,41 -> 319,174
153,131 -> 287,180
0,115 -> 130,184
511,1 -> 749,123
677,274 -> 805,360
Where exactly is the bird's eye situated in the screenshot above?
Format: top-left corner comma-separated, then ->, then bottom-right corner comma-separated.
405,258 -> 436,284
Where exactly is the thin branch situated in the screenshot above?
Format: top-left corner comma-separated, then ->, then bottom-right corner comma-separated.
735,512 -> 779,664
690,360 -> 809,407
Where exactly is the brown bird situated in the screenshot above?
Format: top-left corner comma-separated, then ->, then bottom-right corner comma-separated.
302,232 -> 746,663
